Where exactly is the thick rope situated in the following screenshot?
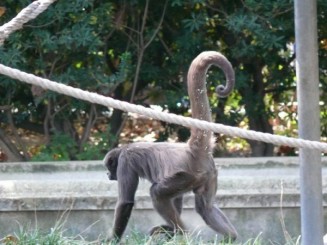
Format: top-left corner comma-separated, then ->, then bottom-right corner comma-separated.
0,64 -> 326,153
0,0 -> 57,45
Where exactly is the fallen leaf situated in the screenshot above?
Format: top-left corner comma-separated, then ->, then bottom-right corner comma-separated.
0,235 -> 18,245
0,7 -> 6,17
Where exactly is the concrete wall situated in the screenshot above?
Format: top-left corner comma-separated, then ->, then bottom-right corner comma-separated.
1,157 -> 327,243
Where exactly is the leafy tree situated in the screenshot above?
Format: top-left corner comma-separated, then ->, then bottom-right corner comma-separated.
0,0 -> 122,160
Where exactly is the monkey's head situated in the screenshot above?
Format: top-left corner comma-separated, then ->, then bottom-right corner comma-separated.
103,148 -> 122,181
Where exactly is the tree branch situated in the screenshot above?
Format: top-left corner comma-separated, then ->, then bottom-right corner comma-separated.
79,104 -> 97,152
6,109 -> 29,160
144,0 -> 168,50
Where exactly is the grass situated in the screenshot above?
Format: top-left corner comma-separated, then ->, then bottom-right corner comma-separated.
0,226 -> 301,245
0,221 -> 91,245
120,231 -> 264,245
0,231 -> 260,245
0,210 -> 301,245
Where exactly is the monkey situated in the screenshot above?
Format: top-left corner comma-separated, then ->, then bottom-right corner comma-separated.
104,51 -> 238,243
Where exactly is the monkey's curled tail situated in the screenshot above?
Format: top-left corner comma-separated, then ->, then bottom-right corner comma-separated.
187,51 -> 235,153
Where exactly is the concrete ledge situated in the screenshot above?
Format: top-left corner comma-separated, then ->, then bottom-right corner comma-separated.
1,157 -> 327,243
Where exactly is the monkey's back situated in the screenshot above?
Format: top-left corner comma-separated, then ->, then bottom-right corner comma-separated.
121,142 -> 208,183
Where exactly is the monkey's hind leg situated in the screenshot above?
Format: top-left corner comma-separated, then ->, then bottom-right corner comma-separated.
173,195 -> 183,215
148,195 -> 184,240
150,172 -> 195,232
194,180 -> 238,241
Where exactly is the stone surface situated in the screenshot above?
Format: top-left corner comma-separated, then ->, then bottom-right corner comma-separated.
0,157 -> 327,243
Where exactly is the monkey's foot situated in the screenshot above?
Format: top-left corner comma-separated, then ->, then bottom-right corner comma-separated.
149,225 -> 175,237
101,236 -> 121,245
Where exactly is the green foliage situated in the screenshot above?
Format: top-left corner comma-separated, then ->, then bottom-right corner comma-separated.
76,131 -> 113,160
31,133 -> 77,161
182,12 -> 206,32
31,130 -> 114,161
0,0 -> 127,160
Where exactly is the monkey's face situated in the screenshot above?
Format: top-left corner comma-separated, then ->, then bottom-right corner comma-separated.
104,149 -> 120,181
107,170 -> 117,180
107,161 -> 118,180
105,156 -> 118,180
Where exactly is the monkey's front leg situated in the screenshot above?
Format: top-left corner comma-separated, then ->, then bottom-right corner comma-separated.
107,164 -> 139,243
107,201 -> 134,243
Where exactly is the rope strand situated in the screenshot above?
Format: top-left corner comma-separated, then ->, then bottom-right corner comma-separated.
0,0 -> 57,45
